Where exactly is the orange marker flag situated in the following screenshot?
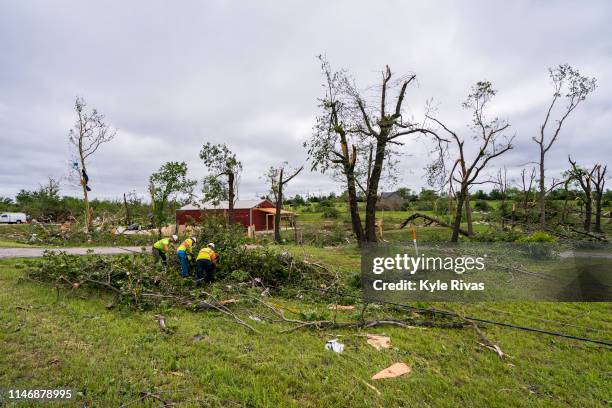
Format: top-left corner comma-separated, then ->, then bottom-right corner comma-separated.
410,226 -> 418,256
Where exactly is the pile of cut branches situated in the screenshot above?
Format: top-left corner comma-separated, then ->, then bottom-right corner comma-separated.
25,247 -> 339,310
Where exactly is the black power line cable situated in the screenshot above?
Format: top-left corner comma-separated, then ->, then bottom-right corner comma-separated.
280,283 -> 612,347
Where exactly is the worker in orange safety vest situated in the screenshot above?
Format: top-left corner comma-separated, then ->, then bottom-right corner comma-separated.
176,236 -> 196,277
195,243 -> 218,284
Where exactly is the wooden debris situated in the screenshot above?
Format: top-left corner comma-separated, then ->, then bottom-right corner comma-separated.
366,334 -> 391,350
372,362 -> 412,380
468,320 -> 506,359
327,304 -> 355,311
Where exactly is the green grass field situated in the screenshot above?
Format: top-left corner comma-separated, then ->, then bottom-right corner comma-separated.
1,245 -> 611,407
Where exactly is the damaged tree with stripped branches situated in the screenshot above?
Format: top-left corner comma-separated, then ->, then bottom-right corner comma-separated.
68,97 -> 117,232
426,81 -> 514,242
534,64 -> 597,229
264,162 -> 303,243
306,56 -> 437,246
199,143 -> 243,221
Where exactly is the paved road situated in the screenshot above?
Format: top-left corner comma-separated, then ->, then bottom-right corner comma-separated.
558,250 -> 612,259
0,246 -> 148,259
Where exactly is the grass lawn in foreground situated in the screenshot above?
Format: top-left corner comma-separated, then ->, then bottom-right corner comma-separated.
0,249 -> 610,407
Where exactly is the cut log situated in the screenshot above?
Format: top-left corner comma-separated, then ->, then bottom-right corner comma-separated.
400,213 -> 470,237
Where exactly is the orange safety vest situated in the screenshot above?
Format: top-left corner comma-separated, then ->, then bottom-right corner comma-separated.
196,247 -> 217,263
177,239 -> 194,253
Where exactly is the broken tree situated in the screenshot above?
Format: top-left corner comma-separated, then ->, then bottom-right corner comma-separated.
264,162 -> 303,243
533,64 -> 597,229
567,156 -> 599,233
306,56 -> 365,246
68,97 -> 117,232
306,56 -> 436,245
427,81 -> 513,242
148,161 -> 196,237
593,164 -> 607,233
199,143 -> 242,221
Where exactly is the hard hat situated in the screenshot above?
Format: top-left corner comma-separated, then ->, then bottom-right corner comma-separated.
191,236 -> 197,243
171,234 -> 178,242
208,242 -> 215,249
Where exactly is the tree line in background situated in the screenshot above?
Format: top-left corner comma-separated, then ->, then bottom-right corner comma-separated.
0,58 -> 608,246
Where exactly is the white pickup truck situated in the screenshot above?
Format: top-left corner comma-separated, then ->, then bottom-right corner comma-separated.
0,212 -> 27,224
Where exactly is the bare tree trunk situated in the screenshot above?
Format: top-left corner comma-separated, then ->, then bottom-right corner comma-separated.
365,140 -> 387,243
594,194 -> 602,233
82,179 -> 90,231
271,166 -> 302,243
274,169 -> 283,243
561,194 -> 569,224
465,192 -> 473,235
123,193 -> 131,225
79,150 -> 91,233
451,187 -> 466,243
346,171 -> 364,246
584,195 -> 592,233
228,172 -> 235,223
593,165 -> 606,233
538,148 -> 546,229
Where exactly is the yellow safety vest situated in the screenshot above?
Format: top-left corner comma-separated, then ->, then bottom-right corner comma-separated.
177,239 -> 193,253
196,247 -> 217,262
153,238 -> 170,253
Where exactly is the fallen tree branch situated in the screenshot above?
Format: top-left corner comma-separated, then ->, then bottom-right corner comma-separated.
467,319 -> 506,359
196,291 -> 258,333
250,296 -> 466,333
400,212 -> 470,236
566,226 -> 608,242
143,292 -> 258,333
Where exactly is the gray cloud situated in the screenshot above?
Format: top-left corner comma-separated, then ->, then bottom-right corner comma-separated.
0,0 -> 610,201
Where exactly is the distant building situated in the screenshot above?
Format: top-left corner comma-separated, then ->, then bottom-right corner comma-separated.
175,199 -> 294,231
377,191 -> 405,211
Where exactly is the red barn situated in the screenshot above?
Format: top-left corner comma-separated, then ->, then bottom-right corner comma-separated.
176,199 -> 293,231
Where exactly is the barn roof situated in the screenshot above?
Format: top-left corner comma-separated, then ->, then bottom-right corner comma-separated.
178,199 -> 271,211
380,191 -> 401,199
256,207 -> 295,215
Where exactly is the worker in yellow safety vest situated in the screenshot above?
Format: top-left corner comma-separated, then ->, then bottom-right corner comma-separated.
177,236 -> 197,277
152,235 -> 178,265
195,243 -> 218,284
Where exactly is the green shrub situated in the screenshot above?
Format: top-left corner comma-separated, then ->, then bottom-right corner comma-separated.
471,229 -> 522,242
515,231 -> 557,259
322,206 -> 340,219
474,200 -> 490,211
516,231 -> 557,243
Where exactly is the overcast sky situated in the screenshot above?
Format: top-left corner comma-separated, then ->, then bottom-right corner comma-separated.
1,0 -> 610,202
